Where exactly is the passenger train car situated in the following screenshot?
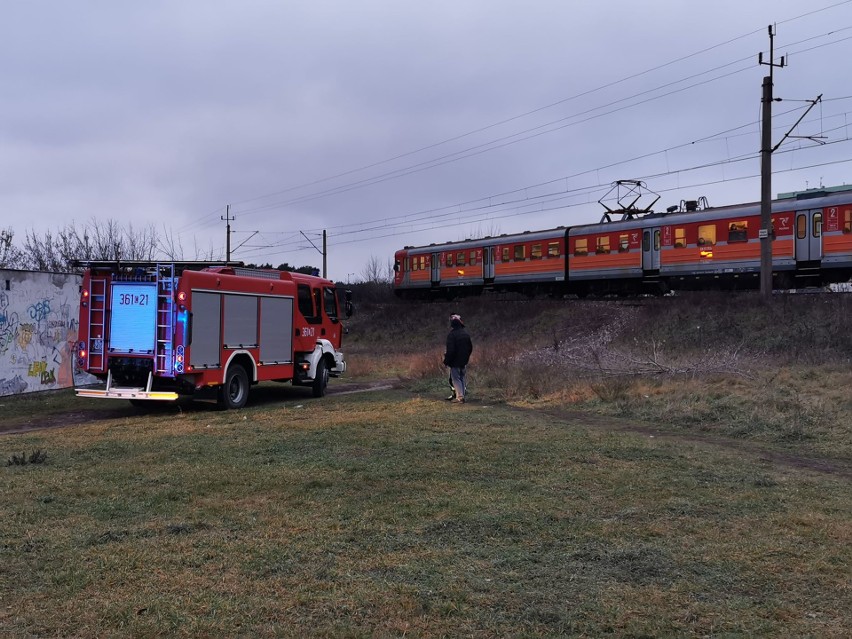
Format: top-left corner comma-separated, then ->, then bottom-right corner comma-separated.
392,185 -> 852,297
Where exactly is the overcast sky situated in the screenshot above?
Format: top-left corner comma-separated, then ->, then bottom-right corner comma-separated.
2,1 -> 851,280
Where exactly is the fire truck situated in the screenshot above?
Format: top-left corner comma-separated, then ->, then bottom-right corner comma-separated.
74,261 -> 349,409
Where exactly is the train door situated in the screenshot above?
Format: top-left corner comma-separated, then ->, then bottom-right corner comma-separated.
431,252 -> 442,285
795,209 -> 823,262
483,246 -> 496,281
642,228 -> 661,272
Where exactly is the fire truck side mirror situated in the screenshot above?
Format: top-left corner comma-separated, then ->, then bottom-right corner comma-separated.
344,289 -> 354,318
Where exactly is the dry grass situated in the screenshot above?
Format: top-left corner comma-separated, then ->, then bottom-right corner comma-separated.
2,391 -> 850,637
2,291 -> 850,636
373,293 -> 852,458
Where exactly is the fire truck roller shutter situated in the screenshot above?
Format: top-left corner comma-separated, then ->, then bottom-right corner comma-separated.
190,292 -> 221,368
223,294 -> 258,348
260,296 -> 294,363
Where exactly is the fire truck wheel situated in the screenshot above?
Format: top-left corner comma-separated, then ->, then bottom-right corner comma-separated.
312,359 -> 329,397
219,365 -> 249,409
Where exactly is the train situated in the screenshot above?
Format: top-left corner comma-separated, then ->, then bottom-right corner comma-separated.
392,184 -> 852,298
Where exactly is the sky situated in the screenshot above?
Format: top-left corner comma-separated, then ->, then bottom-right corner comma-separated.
2,0 -> 851,282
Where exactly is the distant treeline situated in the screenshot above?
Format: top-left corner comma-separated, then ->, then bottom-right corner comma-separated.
0,220 -> 314,274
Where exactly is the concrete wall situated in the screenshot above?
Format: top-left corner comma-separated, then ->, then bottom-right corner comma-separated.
0,269 -> 95,397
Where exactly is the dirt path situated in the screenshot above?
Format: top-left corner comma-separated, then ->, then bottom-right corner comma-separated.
0,379 -> 401,436
4,382 -> 849,481
523,405 -> 852,481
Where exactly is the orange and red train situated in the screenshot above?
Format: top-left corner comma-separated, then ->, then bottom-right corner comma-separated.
393,185 -> 852,297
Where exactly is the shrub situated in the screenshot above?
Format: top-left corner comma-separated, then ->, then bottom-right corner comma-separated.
7,449 -> 48,466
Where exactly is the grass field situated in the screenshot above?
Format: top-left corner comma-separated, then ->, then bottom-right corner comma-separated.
2,293 -> 851,637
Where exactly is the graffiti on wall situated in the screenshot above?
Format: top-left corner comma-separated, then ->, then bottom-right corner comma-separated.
0,270 -> 95,397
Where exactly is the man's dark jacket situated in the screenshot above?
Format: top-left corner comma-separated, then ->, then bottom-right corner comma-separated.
444,325 -> 473,368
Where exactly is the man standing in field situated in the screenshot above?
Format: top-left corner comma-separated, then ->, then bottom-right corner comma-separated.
443,313 -> 473,403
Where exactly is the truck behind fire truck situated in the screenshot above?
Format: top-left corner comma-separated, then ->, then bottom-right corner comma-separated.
75,261 -> 349,409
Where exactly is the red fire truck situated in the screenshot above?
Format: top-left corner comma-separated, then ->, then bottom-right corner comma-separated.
75,261 -> 349,409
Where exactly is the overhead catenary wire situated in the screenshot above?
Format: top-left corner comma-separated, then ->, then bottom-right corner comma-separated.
186,2 -> 852,258
221,27 -> 852,220
234,134 -> 852,261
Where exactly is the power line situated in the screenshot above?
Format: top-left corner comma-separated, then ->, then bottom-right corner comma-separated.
226,0 -> 852,212
228,29 -> 852,223
235,133 -> 852,263
183,3 -> 852,247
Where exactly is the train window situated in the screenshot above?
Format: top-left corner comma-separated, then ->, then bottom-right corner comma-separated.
596,236 -> 610,254
457,252 -> 466,266
574,239 -> 588,256
405,258 -> 410,271
514,245 -> 525,261
548,241 -> 560,257
674,228 -> 686,248
502,247 -> 510,262
531,244 -> 542,259
844,209 -> 851,233
470,250 -> 477,265
445,253 -> 453,267
797,215 -> 806,239
618,234 -> 630,252
697,224 -> 716,246
643,232 -> 650,251
813,213 -> 822,238
728,221 -> 748,243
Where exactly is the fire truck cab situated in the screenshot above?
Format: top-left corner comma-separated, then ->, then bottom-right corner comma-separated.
75,261 -> 349,409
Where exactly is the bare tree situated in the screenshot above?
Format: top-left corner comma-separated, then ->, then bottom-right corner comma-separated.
89,219 -> 124,261
159,224 -> 184,260
192,236 -> 222,261
0,227 -> 23,269
123,222 -> 159,260
361,255 -> 391,284
22,229 -> 62,271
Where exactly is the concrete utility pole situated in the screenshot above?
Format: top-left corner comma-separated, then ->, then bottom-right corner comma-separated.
300,230 -> 328,278
758,25 -> 785,299
222,205 -> 235,262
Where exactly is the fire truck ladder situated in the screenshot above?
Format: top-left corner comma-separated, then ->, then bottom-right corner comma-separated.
87,277 -> 108,371
155,263 -> 176,377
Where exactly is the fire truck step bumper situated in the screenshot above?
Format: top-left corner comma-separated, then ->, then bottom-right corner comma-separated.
75,370 -> 179,401
75,387 -> 179,401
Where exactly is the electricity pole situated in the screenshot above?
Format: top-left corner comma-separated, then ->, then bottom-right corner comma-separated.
758,25 -> 785,299
300,230 -> 328,278
222,205 -> 235,263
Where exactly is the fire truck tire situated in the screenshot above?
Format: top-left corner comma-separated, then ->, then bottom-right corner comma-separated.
312,359 -> 329,397
219,365 -> 250,409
